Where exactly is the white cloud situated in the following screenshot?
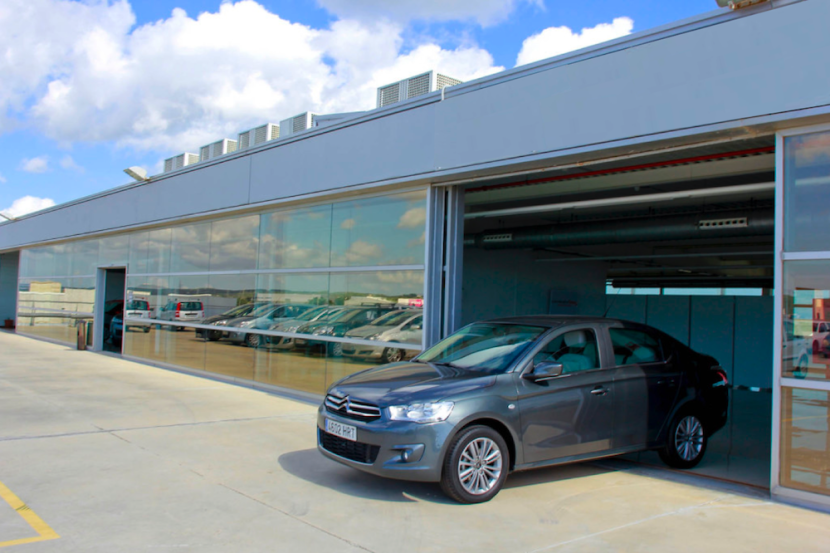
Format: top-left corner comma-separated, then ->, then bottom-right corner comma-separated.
516,17 -> 634,67
60,154 -> 84,172
317,0 -> 543,27
19,156 -> 49,173
2,195 -> 56,218
0,1 -> 502,155
340,218 -> 356,230
397,207 -> 427,229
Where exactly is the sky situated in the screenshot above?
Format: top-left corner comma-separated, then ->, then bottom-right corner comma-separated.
0,0 -> 720,219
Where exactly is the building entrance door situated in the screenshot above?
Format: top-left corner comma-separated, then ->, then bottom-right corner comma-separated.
94,267 -> 126,354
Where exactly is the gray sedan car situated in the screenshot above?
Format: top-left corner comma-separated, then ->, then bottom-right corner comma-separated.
317,316 -> 729,503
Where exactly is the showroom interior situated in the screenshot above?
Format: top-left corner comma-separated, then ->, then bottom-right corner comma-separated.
0,0 -> 829,511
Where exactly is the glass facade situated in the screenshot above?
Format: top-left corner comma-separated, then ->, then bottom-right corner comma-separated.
17,190 -> 427,394
780,129 -> 830,504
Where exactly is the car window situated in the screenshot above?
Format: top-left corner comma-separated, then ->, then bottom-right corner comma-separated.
126,300 -> 149,310
404,315 -> 423,329
533,328 -> 600,374
610,328 -> 664,365
180,302 -> 202,311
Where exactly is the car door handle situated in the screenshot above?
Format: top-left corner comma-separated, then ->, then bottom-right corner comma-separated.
591,386 -> 609,396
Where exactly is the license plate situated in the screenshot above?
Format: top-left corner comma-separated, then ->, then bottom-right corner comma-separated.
325,418 -> 357,441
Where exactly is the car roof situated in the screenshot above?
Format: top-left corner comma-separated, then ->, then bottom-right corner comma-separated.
485,315 -> 637,328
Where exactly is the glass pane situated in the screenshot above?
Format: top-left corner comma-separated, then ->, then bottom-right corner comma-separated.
16,278 -> 94,345
784,131 -> 830,252
330,191 -> 427,267
129,230 -> 171,274
71,240 -> 99,276
257,205 -> 332,270
99,235 -> 130,267
783,260 -> 830,381
53,243 -> 71,276
170,223 -> 211,273
22,247 -> 53,277
210,215 -> 259,271
124,276 -> 167,363
158,275 -> 207,370
781,387 -> 830,496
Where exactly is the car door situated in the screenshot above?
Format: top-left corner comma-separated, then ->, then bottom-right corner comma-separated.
607,324 -> 681,448
515,325 -> 617,464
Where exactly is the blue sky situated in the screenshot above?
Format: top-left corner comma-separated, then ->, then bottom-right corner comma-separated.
0,0 -> 719,218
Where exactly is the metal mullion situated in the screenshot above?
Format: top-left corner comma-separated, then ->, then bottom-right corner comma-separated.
771,131 -> 785,494
781,251 -> 830,261
780,378 -> 830,391
126,264 -> 425,278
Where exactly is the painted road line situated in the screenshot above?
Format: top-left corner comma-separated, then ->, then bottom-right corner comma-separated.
0,480 -> 59,548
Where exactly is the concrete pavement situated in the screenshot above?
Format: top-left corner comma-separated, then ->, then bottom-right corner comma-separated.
1,331 -> 829,552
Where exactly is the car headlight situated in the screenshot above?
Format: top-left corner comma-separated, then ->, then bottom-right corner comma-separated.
367,333 -> 383,340
213,320 -> 229,326
239,320 -> 256,328
388,402 -> 454,423
313,326 -> 334,335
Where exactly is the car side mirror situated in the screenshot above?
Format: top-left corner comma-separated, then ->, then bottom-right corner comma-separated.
525,362 -> 564,382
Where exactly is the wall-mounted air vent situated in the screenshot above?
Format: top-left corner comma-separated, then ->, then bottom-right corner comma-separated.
699,217 -> 748,230
482,233 -> 513,243
376,71 -> 463,108
199,138 -> 238,162
238,123 -> 280,150
163,153 -> 200,173
280,112 -> 319,137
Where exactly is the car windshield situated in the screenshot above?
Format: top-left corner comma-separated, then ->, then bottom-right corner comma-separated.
369,310 -> 419,327
223,304 -> 255,318
296,306 -> 329,321
250,303 -> 278,317
126,300 -> 149,310
417,323 -> 548,374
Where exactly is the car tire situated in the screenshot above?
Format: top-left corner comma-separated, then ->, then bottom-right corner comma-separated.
794,355 -> 810,379
245,333 -> 261,348
207,330 -> 222,341
143,327 -> 150,333
440,425 -> 509,504
381,347 -> 403,363
659,410 -> 708,469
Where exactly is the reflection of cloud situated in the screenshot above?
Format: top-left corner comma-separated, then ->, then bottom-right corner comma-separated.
795,132 -> 830,165
407,231 -> 426,248
398,207 -> 426,229
340,218 -> 356,230
345,240 -> 382,264
376,271 -> 425,285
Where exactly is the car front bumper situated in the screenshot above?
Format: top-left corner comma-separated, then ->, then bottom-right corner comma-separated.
316,405 -> 453,483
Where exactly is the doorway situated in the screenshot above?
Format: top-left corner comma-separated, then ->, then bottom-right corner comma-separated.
95,267 -> 126,354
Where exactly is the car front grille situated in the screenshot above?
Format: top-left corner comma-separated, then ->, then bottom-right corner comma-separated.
325,393 -> 381,422
319,430 -> 380,464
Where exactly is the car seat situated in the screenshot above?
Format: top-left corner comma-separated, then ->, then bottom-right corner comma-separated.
557,330 -> 598,373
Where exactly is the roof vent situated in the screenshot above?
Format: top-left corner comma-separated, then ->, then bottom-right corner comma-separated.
280,112 -> 318,137
376,71 -> 463,108
163,153 -> 200,173
238,123 -> 280,150
199,138 -> 238,162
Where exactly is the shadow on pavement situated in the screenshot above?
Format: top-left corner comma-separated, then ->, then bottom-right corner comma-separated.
280,448 -> 623,503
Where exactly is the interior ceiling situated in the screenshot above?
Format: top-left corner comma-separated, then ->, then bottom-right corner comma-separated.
464,138 -> 776,289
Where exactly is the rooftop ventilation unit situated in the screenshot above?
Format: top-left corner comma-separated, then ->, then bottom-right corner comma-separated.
376,71 -> 463,108
163,153 -> 200,173
280,112 -> 318,137
238,123 -> 280,150
199,138 -> 238,162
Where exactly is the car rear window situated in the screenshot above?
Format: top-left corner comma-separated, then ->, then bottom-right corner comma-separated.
126,301 -> 149,310
179,302 -> 203,310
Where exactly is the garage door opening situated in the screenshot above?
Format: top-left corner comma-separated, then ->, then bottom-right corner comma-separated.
459,140 -> 777,488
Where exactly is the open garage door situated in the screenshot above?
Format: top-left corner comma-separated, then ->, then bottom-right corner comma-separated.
459,138 -> 776,488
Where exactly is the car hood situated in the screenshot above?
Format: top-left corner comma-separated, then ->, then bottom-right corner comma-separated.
225,316 -> 256,326
328,362 -> 496,405
203,313 -> 236,324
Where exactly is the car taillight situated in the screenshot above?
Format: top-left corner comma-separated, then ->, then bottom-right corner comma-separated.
713,366 -> 728,387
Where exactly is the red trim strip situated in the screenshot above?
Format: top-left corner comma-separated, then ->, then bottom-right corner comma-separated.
466,146 -> 775,194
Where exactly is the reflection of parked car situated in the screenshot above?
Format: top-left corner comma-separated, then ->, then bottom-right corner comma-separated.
227,304 -> 314,348
102,300 -> 124,343
342,310 -> 423,363
295,307 -> 397,356
124,300 -> 151,333
269,306 -> 345,350
110,314 -> 124,346
318,316 -> 729,504
196,302 -> 270,341
784,318 -> 811,378
813,321 -> 830,357
157,301 -> 204,330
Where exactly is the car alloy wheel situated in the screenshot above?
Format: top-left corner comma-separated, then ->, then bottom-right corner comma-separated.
329,342 -> 343,357
674,416 -> 704,462
659,410 -> 708,469
245,333 -> 261,348
382,347 -> 403,363
440,425 -> 509,504
458,438 -> 503,496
